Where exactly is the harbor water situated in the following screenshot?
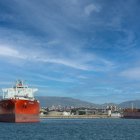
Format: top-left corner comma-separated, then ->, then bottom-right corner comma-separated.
0,118 -> 140,140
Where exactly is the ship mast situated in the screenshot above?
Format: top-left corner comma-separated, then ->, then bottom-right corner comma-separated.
131,102 -> 134,111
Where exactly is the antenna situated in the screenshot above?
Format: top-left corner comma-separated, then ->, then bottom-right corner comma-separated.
131,102 -> 134,111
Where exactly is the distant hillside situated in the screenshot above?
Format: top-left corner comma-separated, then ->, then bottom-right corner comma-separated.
102,100 -> 140,109
0,96 -> 98,107
101,103 -> 118,108
119,100 -> 140,108
1,96 -> 140,108
36,96 -> 99,108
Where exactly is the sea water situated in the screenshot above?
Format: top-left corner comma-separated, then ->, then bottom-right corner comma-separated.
0,118 -> 140,140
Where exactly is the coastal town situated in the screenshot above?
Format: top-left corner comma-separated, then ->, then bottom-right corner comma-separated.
40,105 -> 122,118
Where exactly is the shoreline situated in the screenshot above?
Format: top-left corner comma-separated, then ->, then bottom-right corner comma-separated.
40,115 -> 120,119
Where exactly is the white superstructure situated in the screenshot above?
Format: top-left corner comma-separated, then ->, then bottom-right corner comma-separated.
2,80 -> 38,100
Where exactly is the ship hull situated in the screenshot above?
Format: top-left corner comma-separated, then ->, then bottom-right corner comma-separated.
0,99 -> 40,123
123,109 -> 140,119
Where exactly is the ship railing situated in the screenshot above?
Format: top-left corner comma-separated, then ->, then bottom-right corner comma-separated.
14,95 -> 34,99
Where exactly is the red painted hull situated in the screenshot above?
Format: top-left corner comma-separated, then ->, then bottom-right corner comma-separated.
0,99 -> 40,122
123,109 -> 140,119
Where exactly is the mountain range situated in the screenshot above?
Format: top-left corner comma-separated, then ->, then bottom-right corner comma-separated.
36,96 -> 140,109
0,96 -> 140,108
36,96 -> 100,108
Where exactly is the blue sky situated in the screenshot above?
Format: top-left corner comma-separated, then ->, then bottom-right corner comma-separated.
0,0 -> 140,103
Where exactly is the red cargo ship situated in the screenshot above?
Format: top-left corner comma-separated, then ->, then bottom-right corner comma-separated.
0,80 -> 40,123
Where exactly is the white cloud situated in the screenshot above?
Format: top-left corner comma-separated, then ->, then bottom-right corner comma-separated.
0,45 -> 27,59
120,67 -> 140,80
35,74 -> 75,83
0,43 -> 114,71
37,57 -> 90,71
85,4 -> 100,16
0,43 -> 89,70
0,46 -> 18,56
